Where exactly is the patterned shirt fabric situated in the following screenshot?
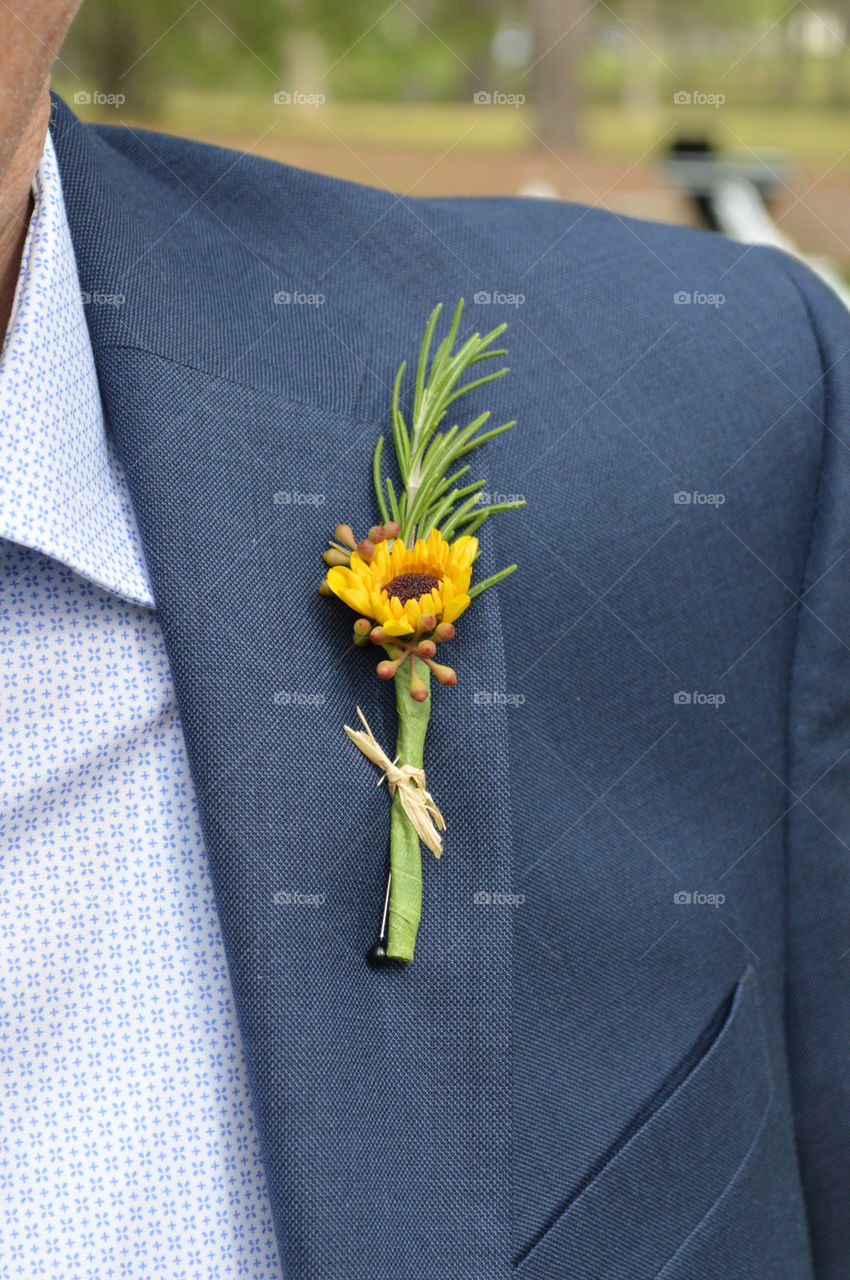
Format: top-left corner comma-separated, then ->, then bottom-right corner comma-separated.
0,133 -> 283,1277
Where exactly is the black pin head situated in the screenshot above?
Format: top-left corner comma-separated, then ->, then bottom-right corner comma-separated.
366,939 -> 391,968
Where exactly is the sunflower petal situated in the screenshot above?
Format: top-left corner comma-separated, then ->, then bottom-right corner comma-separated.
451,536 -> 478,570
442,593 -> 470,624
326,567 -> 372,614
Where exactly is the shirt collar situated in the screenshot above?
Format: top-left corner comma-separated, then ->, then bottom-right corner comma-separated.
0,130 -> 155,608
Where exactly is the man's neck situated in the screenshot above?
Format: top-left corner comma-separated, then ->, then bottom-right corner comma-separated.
0,91 -> 49,339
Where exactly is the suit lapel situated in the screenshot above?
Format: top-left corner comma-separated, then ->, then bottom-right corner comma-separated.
52,97 -> 513,1279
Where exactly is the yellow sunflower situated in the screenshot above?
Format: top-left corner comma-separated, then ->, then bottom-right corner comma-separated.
326,528 -> 477,637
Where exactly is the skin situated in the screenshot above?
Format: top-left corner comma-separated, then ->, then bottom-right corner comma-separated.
0,0 -> 81,335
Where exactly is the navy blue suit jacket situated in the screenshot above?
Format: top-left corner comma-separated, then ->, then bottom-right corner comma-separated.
51,91 -> 850,1279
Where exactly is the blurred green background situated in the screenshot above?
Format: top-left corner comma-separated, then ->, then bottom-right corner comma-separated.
54,0 -> 850,263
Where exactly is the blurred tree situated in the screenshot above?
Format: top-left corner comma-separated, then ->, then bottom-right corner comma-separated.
827,5 -> 850,107
63,0 -> 290,107
310,0 -> 501,102
62,0 -> 502,108
529,0 -> 591,145
58,0 -> 850,129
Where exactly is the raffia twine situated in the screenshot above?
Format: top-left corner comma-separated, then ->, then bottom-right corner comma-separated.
344,707 -> 446,857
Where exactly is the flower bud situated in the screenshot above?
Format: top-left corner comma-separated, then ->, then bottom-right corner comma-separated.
416,640 -> 436,659
433,622 -> 454,642
323,547 -> 350,567
368,525 -> 387,543
370,626 -> 389,645
409,665 -> 429,701
353,618 -> 372,644
334,524 -> 357,549
383,521 -> 401,539
317,579 -> 333,597
425,659 -> 457,686
416,613 -> 436,634
377,658 -> 400,680
357,539 -> 375,562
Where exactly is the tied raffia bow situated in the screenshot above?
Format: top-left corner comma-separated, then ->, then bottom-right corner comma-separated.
344,707 -> 446,857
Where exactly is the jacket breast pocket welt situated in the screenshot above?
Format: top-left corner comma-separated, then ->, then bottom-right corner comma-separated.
514,968 -> 771,1280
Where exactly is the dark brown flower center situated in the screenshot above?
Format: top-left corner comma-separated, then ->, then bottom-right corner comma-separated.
384,572 -> 441,604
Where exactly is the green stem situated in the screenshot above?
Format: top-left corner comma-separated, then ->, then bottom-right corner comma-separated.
387,658 -> 432,961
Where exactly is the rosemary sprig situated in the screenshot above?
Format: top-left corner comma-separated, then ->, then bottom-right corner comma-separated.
373,299 -> 524,592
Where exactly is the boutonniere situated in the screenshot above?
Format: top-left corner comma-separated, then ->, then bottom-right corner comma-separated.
319,299 -> 523,966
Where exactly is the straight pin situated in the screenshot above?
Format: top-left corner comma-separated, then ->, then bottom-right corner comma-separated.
366,867 -> 393,967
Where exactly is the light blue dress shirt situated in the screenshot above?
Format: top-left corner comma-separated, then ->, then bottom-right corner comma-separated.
0,131 -> 284,1278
